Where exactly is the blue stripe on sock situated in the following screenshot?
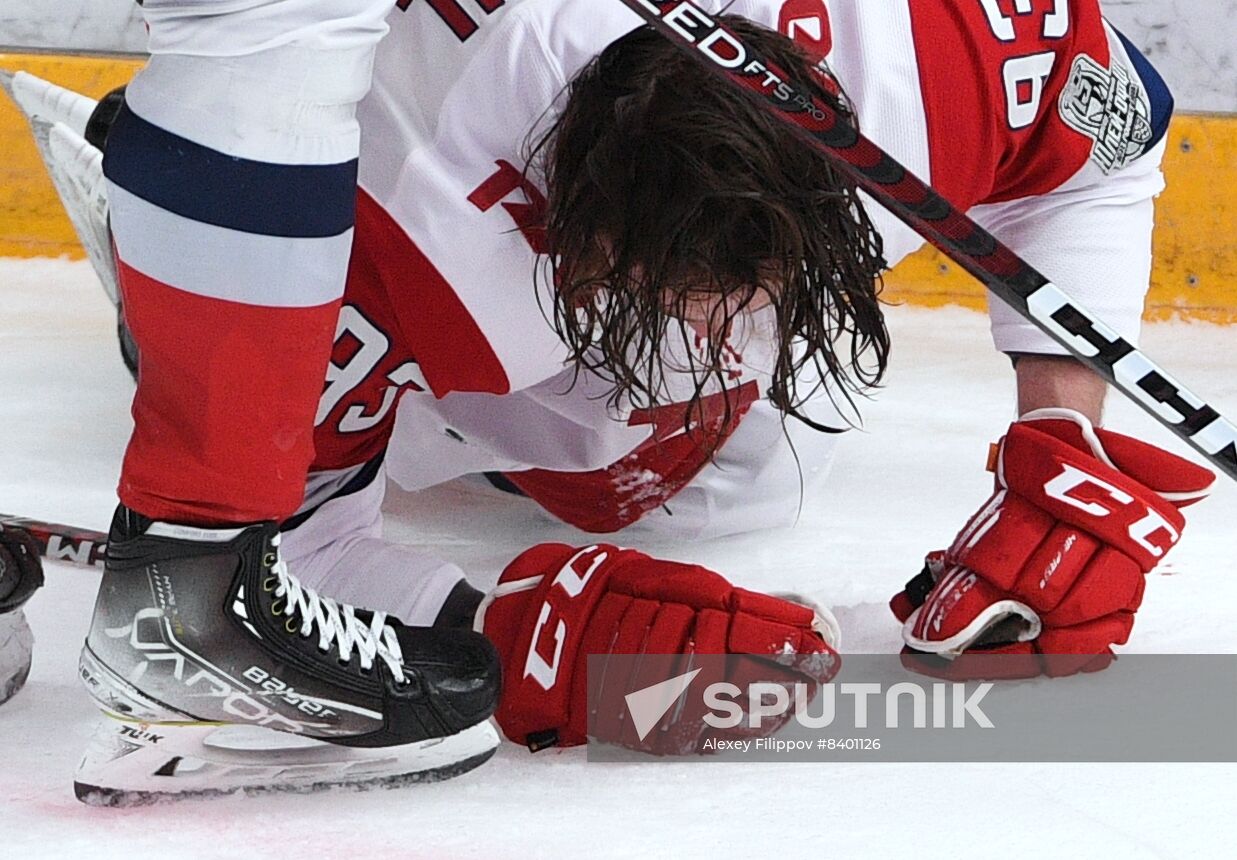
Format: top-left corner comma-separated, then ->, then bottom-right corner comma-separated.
102,103 -> 358,239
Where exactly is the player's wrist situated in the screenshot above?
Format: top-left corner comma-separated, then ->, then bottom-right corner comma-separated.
1013,353 -> 1107,424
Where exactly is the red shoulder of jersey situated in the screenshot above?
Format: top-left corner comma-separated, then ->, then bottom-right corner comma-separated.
779,0 -> 833,58
309,190 -> 513,472
910,0 -> 1111,206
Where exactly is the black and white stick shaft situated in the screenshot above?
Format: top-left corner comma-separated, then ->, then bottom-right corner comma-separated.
617,0 -> 1237,481
1,514 -> 107,569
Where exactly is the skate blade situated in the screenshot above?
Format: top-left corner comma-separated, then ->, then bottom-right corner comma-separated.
74,714 -> 499,807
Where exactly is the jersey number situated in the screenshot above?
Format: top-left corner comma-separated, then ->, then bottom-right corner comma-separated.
977,1 -> 1071,130
396,0 -> 506,42
978,0 -> 1069,41
316,306 -> 427,434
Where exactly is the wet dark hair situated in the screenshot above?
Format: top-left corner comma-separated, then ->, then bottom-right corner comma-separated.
529,16 -> 889,433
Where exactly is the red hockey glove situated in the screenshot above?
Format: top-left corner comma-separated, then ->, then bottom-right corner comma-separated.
478,543 -> 840,753
890,409 -> 1213,679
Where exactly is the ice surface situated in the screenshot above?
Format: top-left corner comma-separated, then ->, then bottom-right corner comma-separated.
1,258 -> 1234,859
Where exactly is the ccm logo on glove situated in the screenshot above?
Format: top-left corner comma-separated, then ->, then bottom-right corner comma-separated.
522,547 -> 609,690
1043,464 -> 1178,557
891,408 -> 1214,679
478,543 -> 840,753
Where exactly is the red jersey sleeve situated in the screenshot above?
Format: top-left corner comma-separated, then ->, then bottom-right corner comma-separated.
909,0 -> 1172,207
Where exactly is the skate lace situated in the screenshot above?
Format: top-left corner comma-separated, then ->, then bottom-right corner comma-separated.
266,534 -> 408,684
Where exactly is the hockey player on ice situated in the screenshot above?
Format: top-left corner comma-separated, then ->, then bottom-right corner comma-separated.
2,0 -> 1217,800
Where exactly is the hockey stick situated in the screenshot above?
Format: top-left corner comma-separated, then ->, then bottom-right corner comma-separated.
617,0 -> 1237,482
0,514 -> 107,569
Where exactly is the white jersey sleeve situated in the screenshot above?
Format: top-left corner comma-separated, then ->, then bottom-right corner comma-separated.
314,0 -> 1174,540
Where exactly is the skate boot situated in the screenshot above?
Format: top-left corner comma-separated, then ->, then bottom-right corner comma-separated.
76,505 -> 501,805
0,525 -> 43,705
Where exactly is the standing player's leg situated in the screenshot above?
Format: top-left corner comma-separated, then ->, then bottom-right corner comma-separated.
109,23 -> 377,525
76,1 -> 500,803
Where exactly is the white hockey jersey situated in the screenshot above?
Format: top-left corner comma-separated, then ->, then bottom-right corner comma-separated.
292,0 -> 1172,538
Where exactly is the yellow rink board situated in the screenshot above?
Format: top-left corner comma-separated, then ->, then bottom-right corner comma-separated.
2,52 -> 1234,322
884,114 -> 1237,325
0,54 -> 144,258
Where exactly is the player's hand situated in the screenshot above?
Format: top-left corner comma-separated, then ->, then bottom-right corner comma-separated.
890,409 -> 1214,679
0,524 -> 44,612
478,543 -> 840,753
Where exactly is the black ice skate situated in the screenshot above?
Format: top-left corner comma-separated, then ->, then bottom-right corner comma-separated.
0,525 -> 43,705
76,505 -> 501,805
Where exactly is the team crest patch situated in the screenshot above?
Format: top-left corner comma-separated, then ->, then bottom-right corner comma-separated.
1058,53 -> 1154,174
